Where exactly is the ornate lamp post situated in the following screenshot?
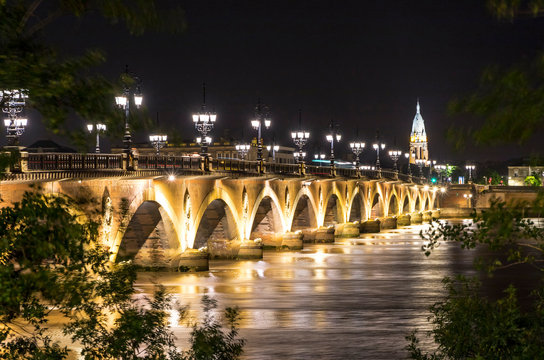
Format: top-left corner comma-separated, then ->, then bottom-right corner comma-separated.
149,134 -> 167,155
404,152 -> 412,177
115,68 -> 143,158
463,193 -> 473,207
250,99 -> 271,172
349,141 -> 365,169
372,142 -> 386,170
388,149 -> 402,172
466,164 -> 475,183
87,123 -> 107,153
294,151 -> 306,162
192,83 -> 217,160
291,110 -> 310,170
266,144 -> 279,161
326,119 -> 341,177
2,89 -> 28,146
236,144 -> 251,160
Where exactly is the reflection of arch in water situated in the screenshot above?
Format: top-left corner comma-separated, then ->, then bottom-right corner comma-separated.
117,201 -> 180,267
348,191 -> 366,222
323,193 -> 343,226
387,194 -> 399,216
193,199 -> 239,249
249,194 -> 285,240
290,191 -> 318,231
370,192 -> 384,218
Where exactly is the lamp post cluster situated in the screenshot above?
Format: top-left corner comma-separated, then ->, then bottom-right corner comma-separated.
115,69 -> 143,158
87,123 -> 107,153
326,119 -> 341,176
1,89 -> 28,146
251,99 -> 271,172
192,83 -> 217,159
466,164 -> 475,183
349,141 -> 365,169
291,110 -> 310,165
236,144 -> 251,159
149,135 -> 167,155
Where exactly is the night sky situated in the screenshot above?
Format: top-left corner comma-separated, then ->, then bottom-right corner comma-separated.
17,0 -> 544,162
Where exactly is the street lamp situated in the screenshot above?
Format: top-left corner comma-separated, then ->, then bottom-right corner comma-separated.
388,149 -> 402,172
192,83 -> 217,158
235,144 -> 251,160
294,151 -> 306,161
115,67 -> 143,157
250,99 -> 271,166
326,119 -> 341,176
149,134 -> 167,155
1,89 -> 28,146
349,141 -> 365,169
463,193 -> 473,207
372,142 -> 386,170
466,164 -> 475,183
87,123 -> 107,153
291,110 -> 310,163
266,144 -> 279,161
404,152 -> 412,176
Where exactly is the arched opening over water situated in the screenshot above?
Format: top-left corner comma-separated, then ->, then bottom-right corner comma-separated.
402,196 -> 410,214
194,199 -> 238,249
387,194 -> 399,216
290,194 -> 317,231
117,201 -> 179,267
414,196 -> 421,212
323,194 -> 342,226
250,196 -> 283,240
434,196 -> 439,209
424,197 -> 430,211
349,192 -> 365,222
370,193 -> 384,218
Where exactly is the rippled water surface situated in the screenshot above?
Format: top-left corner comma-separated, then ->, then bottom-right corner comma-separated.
136,222 -> 482,360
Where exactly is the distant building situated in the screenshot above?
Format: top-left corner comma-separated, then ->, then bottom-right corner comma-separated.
26,140 -> 76,153
409,100 -> 429,164
508,166 -> 544,186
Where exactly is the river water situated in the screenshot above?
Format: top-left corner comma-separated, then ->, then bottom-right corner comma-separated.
135,221 -> 485,360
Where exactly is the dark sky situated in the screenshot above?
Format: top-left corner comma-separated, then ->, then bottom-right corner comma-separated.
15,0 -> 544,162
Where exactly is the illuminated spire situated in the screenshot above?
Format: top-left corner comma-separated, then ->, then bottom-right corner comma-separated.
411,99 -> 426,141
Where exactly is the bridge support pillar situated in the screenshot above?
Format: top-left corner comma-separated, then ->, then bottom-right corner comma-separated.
176,249 -> 209,272
207,239 -> 263,260
334,222 -> 360,238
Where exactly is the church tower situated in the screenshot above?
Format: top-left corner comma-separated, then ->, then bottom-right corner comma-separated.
409,100 -> 428,164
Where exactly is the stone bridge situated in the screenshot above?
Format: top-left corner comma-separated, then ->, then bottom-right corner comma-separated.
0,152 -> 439,270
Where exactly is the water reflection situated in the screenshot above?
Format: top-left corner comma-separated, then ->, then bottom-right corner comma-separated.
132,223 -> 486,359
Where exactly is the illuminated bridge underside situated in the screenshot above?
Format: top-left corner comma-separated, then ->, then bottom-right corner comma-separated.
0,176 -> 438,267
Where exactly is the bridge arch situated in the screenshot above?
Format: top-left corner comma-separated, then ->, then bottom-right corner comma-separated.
116,200 -> 180,267
322,186 -> 346,226
369,190 -> 385,218
414,194 -> 422,212
248,187 -> 287,240
348,187 -> 366,222
401,194 -> 411,214
290,186 -> 318,231
192,189 -> 242,249
387,192 -> 400,216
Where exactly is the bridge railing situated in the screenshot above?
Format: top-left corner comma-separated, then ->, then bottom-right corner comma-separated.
265,162 -> 301,175
138,155 -> 201,170
27,153 -> 123,170
212,158 -> 259,173
4,151 -> 429,184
